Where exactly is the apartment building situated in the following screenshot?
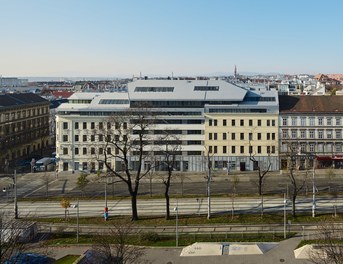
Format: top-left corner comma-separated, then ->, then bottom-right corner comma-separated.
56,80 -> 279,172
279,95 -> 343,169
0,93 -> 50,171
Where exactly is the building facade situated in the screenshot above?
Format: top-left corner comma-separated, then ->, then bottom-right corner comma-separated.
279,95 -> 343,169
0,93 -> 50,171
55,80 -> 279,172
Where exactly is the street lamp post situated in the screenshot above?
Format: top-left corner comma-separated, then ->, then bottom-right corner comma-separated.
284,193 -> 287,239
207,152 -> 212,219
174,199 -> 179,247
72,199 -> 79,243
312,157 -> 316,218
14,170 -> 18,219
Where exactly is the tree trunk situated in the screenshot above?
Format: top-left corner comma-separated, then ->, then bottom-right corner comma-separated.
165,192 -> 170,220
131,194 -> 138,221
259,176 -> 262,196
292,194 -> 296,217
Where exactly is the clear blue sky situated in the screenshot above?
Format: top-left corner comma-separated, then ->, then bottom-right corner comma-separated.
1,0 -> 342,77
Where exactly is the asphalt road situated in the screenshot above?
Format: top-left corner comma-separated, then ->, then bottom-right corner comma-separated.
1,169 -> 343,200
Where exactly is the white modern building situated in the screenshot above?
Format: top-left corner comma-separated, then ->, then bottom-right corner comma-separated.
55,79 -> 280,172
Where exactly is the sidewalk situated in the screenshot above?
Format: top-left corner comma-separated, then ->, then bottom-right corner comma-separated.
38,235 -> 311,264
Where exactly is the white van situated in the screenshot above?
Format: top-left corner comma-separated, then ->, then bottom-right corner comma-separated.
34,157 -> 52,172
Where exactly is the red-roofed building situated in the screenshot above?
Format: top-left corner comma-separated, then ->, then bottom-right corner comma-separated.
51,91 -> 74,99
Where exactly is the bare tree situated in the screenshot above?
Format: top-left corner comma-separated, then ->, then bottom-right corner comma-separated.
158,134 -> 181,220
97,105 -> 154,220
310,221 -> 343,264
230,174 -> 240,220
284,143 -> 308,217
77,172 -> 89,197
88,222 -> 146,264
0,213 -> 42,263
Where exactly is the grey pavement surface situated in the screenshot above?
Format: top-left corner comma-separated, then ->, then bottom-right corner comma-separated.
40,236 -> 311,264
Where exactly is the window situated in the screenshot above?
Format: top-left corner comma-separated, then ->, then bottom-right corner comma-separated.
240,146 -> 244,154
214,133 -> 217,140
99,122 -> 103,129
223,133 -> 227,140
267,133 -> 270,140
291,130 -> 297,138
63,148 -> 68,155
115,122 -> 120,129
194,86 -> 219,91
231,133 -> 235,140
258,119 -> 262,126
249,146 -> 253,154
257,133 -> 261,140
214,119 -> 217,126
282,118 -> 287,126
91,147 -> 95,155
336,130 -> 341,139
300,143 -> 306,152
63,122 -> 68,129
62,135 -> 68,142
135,86 -> 174,92
123,122 -> 127,129
223,146 -> 227,154
267,120 -> 270,126
83,135 -> 87,141
267,146 -> 271,154
214,146 -> 217,154
240,120 -> 244,126
240,133 -> 244,140
309,117 -> 315,126
75,122 -> 79,129
300,117 -> 306,126
335,144 -> 342,152
209,146 -> 213,153
272,120 -> 276,126
327,118 -> 332,126
249,120 -> 253,126
272,133 -> 275,140
223,119 -> 227,126
282,130 -> 288,139
309,143 -> 315,152
91,135 -> 95,141
291,117 -> 297,126
115,135 -> 120,141
107,122 -> 111,129
75,147 -> 79,155
99,134 -> 103,141
231,120 -> 235,126
209,119 -> 212,126
83,148 -> 87,155
257,146 -> 261,154
209,133 -> 212,140
83,122 -> 87,129
300,130 -> 306,139
309,130 -> 315,138
75,135 -> 79,142
327,130 -> 332,139
91,122 -> 95,129
318,117 -> 323,126
249,133 -> 253,140
318,130 -> 324,139
107,135 -> 111,142
231,146 -> 235,154
272,146 -> 275,153
336,118 -> 341,126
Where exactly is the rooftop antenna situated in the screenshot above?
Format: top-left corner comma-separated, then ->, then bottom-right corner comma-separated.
172,72 -> 174,80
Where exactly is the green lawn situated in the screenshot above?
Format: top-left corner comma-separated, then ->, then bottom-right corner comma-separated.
55,255 -> 80,264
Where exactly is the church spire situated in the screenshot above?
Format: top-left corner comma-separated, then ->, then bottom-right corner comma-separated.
234,65 -> 237,78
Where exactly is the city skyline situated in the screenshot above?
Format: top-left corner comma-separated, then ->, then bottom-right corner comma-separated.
1,0 -> 343,77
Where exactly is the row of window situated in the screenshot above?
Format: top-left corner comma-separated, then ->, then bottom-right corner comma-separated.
208,145 -> 276,154
0,106 -> 48,123
282,129 -> 342,139
208,119 -> 276,127
282,116 -> 341,126
62,121 -> 127,130
281,143 -> 342,153
208,132 -> 276,141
